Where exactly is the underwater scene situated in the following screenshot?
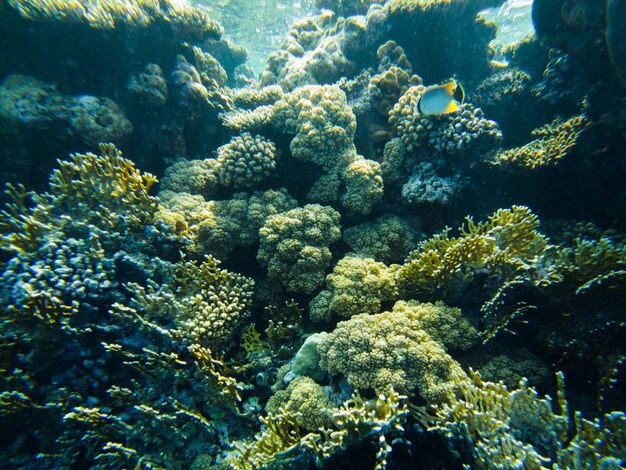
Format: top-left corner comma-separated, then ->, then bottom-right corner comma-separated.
1,0 -> 625,468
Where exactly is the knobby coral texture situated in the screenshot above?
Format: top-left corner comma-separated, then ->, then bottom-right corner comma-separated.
1,0 -> 625,468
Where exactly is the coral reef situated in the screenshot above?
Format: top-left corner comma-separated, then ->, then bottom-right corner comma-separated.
2,0 -> 626,468
257,204 -> 341,294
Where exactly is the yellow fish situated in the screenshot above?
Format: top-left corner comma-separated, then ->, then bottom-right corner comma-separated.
416,80 -> 465,115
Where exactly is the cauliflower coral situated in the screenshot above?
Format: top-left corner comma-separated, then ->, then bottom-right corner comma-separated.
317,301 -> 470,401
257,204 -> 341,293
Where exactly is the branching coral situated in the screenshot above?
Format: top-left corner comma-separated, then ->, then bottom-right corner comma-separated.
431,369 -> 626,469
309,254 -> 398,322
229,387 -> 408,470
317,302 -> 466,400
215,132 -> 278,188
431,369 -> 569,469
397,206 -> 548,300
484,114 -> 588,170
556,235 -> 626,294
156,256 -> 255,351
257,204 -> 341,294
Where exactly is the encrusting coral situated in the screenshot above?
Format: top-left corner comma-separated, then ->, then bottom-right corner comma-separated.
257,204 -> 341,294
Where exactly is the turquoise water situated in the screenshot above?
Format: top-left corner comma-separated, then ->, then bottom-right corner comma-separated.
0,0 -> 625,468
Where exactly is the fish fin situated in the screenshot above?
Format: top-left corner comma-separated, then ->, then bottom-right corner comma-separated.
442,81 -> 456,95
416,96 -> 424,114
454,81 -> 465,104
442,100 -> 460,114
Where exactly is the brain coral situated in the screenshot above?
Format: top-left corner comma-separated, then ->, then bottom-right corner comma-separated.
317,302 -> 465,401
215,132 -> 278,188
309,254 -> 398,322
257,204 -> 341,294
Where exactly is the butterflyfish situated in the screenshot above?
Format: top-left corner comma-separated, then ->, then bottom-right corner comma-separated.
416,80 -> 465,116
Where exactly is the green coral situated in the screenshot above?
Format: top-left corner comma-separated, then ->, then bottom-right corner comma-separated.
343,214 -> 422,264
257,204 -> 341,294
215,132 -> 278,188
391,300 -> 479,352
309,254 -> 398,322
341,158 -> 384,215
159,159 -> 219,196
170,257 -> 254,351
397,205 -> 548,300
157,188 -> 297,260
266,376 -> 335,431
7,0 -> 222,40
317,301 -> 466,400
485,114 -> 588,170
274,84 -> 357,171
